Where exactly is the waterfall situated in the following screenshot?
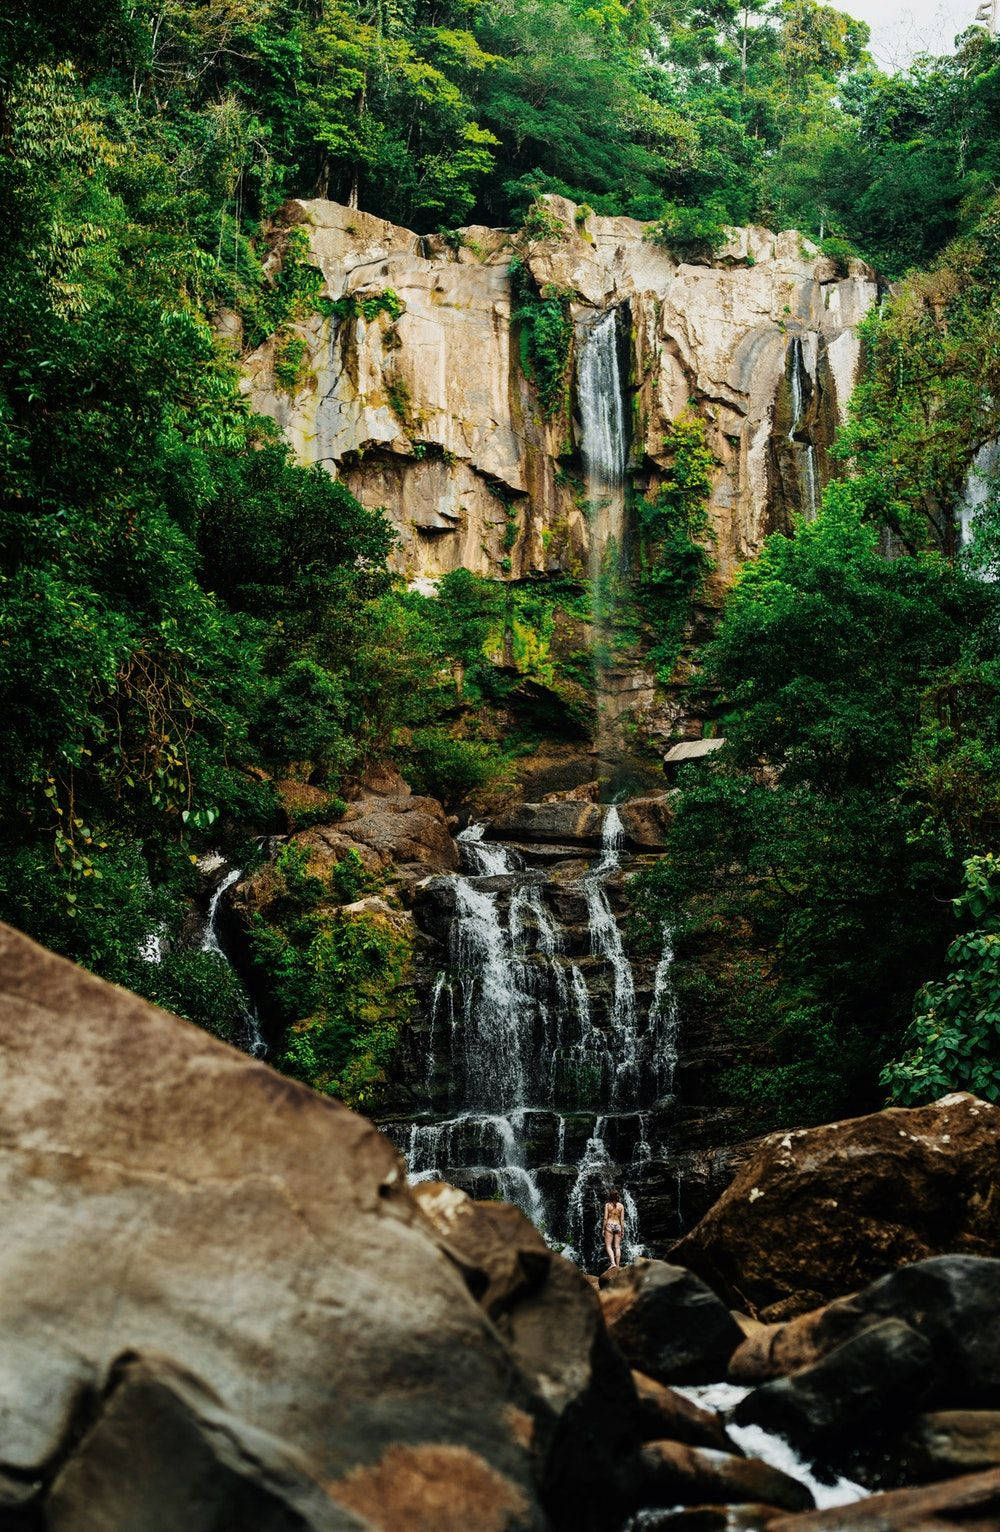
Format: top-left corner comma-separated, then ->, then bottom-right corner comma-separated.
392,798 -> 680,1267
453,876 -> 527,1109
578,307 -> 628,566
787,335 -> 819,521
201,866 -> 266,1058
457,822 -> 518,876
957,438 -> 1000,574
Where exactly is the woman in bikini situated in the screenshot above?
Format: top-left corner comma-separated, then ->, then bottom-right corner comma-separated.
602,1188 -> 625,1269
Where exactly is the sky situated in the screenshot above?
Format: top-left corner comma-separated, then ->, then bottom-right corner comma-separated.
833,0 -> 984,68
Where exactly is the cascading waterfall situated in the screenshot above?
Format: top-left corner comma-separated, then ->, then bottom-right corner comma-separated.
577,308 -> 629,767
393,806 -> 681,1268
577,308 -> 628,560
787,335 -> 819,521
200,866 -> 266,1058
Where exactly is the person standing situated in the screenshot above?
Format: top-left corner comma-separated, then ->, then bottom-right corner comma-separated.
602,1188 -> 625,1269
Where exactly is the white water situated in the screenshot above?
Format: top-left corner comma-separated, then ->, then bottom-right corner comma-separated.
958,437 -> 1000,575
137,926 -> 164,963
585,805 -> 638,1104
578,309 -> 627,558
787,335 -> 819,521
457,822 -> 516,876
454,876 -> 526,1108
676,1383 -> 868,1511
647,926 -> 680,1097
401,801 -> 676,1264
200,866 -> 266,1058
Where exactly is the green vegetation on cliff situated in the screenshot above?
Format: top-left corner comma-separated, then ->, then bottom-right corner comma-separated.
634,203 -> 1000,1124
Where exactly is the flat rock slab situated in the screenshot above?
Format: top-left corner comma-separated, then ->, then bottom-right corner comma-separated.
0,923 -> 546,1531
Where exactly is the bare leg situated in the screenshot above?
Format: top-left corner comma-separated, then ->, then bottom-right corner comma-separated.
613,1232 -> 622,1267
604,1231 -> 616,1268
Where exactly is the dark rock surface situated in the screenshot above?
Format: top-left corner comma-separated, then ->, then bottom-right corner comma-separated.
730,1255 -> 1000,1409
600,1261 -> 744,1384
732,1318 -> 935,1453
672,1095 -> 1000,1316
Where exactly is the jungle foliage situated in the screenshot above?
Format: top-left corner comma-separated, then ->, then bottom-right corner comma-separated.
632,200 -> 1000,1124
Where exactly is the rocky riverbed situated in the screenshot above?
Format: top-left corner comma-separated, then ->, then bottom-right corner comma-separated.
2,919 -> 999,1531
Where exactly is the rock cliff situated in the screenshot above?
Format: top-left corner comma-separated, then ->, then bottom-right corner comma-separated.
244,196 -> 878,586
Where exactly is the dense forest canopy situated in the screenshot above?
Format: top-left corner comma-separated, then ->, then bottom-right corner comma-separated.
1,0 -> 999,1114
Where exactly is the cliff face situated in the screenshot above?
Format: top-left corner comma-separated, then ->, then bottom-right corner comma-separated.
245,195 -> 878,585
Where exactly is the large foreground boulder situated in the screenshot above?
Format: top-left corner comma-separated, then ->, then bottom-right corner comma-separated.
0,923 -> 547,1530
671,1095 -> 1000,1317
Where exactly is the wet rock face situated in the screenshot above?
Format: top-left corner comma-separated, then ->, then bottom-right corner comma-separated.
671,1094 -> 1000,1317
0,922 -> 548,1531
245,196 -> 877,587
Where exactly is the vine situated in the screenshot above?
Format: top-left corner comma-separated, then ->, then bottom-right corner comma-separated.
509,257 -> 574,420
631,412 -> 715,680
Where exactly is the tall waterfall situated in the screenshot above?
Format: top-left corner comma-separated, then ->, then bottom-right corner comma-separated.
577,308 -> 628,563
393,809 -> 681,1268
787,335 -> 819,521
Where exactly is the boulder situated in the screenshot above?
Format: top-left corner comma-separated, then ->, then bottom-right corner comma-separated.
411,1181 -> 550,1315
242,767 -> 458,915
600,1261 -> 744,1384
617,793 -> 674,850
629,1441 -> 814,1515
764,1466 -> 1000,1530
485,801 -> 607,849
733,1256 -> 1000,1409
671,1095 -> 1000,1316
412,1180 -> 641,1529
895,1410 -> 1000,1482
45,1353 -> 359,1532
0,922 -> 549,1530
631,1370 -> 735,1452
732,1319 -> 935,1454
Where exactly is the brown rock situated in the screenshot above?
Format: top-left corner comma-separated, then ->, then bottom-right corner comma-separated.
897,1410 -> 1000,1481
731,1319 -> 935,1455
632,1370 -> 734,1452
671,1095 -> 1000,1316
0,923 -> 547,1529
601,1261 -> 744,1384
631,1441 -> 814,1515
412,1181 -> 641,1530
45,1353 -> 357,1532
765,1466 -> 1000,1530
618,792 -> 674,849
732,1255 -> 1000,1412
